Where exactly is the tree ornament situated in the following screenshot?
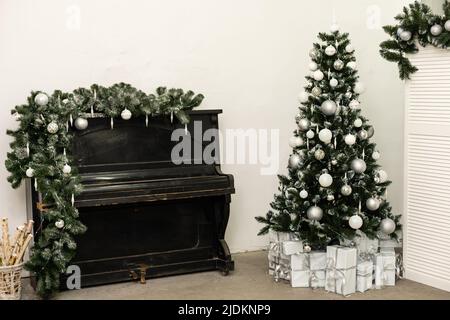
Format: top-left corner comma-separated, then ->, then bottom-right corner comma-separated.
55,219 -> 65,229
344,134 -> 356,145
34,93 -> 49,106
74,117 -> 88,130
399,30 -> 412,41
375,169 -> 388,183
320,100 -> 337,116
121,108 -> 132,120
313,70 -> 324,81
380,218 -> 396,235
297,118 -> 310,131
330,23 -> 340,33
298,91 -> 309,103
329,78 -> 338,88
354,118 -> 363,128
325,45 -> 336,56
445,20 -> 450,32
349,215 -> 363,230
307,206 -> 323,221
341,184 -> 352,196
333,59 -> 344,71
345,44 -> 354,53
309,62 -> 318,71
347,61 -> 356,70
345,92 -> 352,99
314,149 -> 325,160
331,159 -> 338,165
26,167 -> 34,178
357,129 -> 368,140
47,121 -> 59,134
327,194 -> 335,201
349,100 -> 360,109
318,128 -> 332,143
367,126 -> 375,138
312,87 -> 322,96
396,27 -> 404,37
430,24 -> 443,36
351,158 -> 367,173
289,136 -> 304,148
366,197 -> 380,211
63,164 -> 72,175
318,173 -> 333,187
372,151 -> 380,160
303,245 -> 312,253
309,48 -> 319,59
299,189 -> 308,199
288,154 -> 302,168
354,82 -> 365,94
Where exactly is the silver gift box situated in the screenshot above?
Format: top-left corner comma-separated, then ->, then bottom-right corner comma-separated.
325,245 -> 357,296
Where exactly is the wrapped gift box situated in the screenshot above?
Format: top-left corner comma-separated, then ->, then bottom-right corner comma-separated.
356,261 -> 373,293
282,240 -> 304,255
325,245 -> 357,296
373,253 -> 396,287
269,230 -> 295,243
290,251 -> 326,288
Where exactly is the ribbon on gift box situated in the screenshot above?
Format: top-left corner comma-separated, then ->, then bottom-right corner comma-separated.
268,233 -> 290,282
325,257 -> 347,295
301,253 -> 326,289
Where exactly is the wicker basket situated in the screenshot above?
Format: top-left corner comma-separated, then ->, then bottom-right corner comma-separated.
0,263 -> 23,300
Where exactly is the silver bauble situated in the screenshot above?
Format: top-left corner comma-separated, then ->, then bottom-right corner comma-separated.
320,100 -> 337,116
314,149 -> 325,160
334,59 -> 344,70
297,118 -> 310,131
298,91 -> 309,103
341,184 -> 352,196
303,245 -> 312,253
289,136 -> 304,148
62,98 -> 69,104
445,20 -> 450,32
430,24 -> 443,36
375,169 -> 388,183
55,219 -> 65,229
351,158 -> 367,173
372,151 -> 380,160
313,70 -> 324,81
344,134 -> 356,146
309,48 -> 319,59
358,129 -> 368,140
367,126 -> 375,138
121,108 -> 132,120
295,113 -> 302,123
349,99 -> 360,109
354,118 -> 363,128
329,78 -> 338,88
288,154 -> 302,169
380,218 -> 396,235
325,45 -> 336,56
306,130 -> 315,139
312,86 -> 322,96
327,194 -> 335,201
349,215 -> 363,230
307,206 -> 323,221
318,173 -> 333,187
62,164 -> 72,174
318,128 -> 332,143
399,30 -> 412,41
74,117 -> 88,130
47,121 -> 59,134
26,167 -> 34,178
299,189 -> 308,199
345,91 -> 352,99
309,62 -> 318,71
345,44 -> 354,53
396,27 -> 404,37
366,197 -> 381,211
347,61 -> 357,70
34,93 -> 49,106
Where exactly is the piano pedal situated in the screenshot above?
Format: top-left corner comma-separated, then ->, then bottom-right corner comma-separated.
129,264 -> 148,284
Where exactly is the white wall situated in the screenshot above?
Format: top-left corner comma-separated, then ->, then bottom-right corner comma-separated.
0,0 -> 408,253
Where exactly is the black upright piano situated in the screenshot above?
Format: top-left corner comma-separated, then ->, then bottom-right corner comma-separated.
26,109 -> 235,289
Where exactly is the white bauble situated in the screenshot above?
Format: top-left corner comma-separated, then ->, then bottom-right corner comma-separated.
351,158 -> 367,173
349,215 -> 363,230
312,86 -> 322,96
34,93 -> 49,106
330,23 -> 340,33
347,61 -> 357,70
299,189 -> 308,199
325,45 -> 336,56
26,167 -> 34,178
63,164 -> 72,174
354,82 -> 365,94
306,130 -> 315,139
320,100 -> 337,116
297,118 -> 310,131
319,173 -> 333,187
121,108 -> 132,120
396,27 -> 404,37
55,219 -> 65,229
341,184 -> 352,196
289,136 -> 304,148
345,44 -> 354,53
327,194 -> 335,201
318,128 -> 332,143
303,245 -> 312,253
333,59 -> 344,71
349,100 -> 360,109
307,206 -> 323,221
313,70 -> 324,81
74,117 -> 88,130
354,118 -> 363,128
345,91 -> 352,99
366,197 -> 381,211
375,169 -> 388,183
47,121 -> 59,134
445,20 -> 450,32
372,151 -> 381,160
309,62 -> 318,71
380,218 -> 396,235
298,91 -> 309,103
314,149 -> 325,160
430,24 -> 443,36
288,154 -> 302,169
344,134 -> 356,146
400,30 -> 412,41
329,78 -> 338,88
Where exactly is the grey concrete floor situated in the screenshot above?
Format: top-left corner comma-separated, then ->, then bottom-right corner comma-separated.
22,250 -> 450,300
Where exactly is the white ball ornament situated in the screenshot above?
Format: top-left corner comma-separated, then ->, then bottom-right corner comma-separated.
319,173 -> 333,188
345,44 -> 354,53
325,45 -> 336,56
327,194 -> 335,201
329,78 -> 338,88
347,61 -> 357,70
34,93 -> 49,106
26,167 -> 34,178
349,215 -> 363,230
121,108 -> 132,120
313,70 -> 324,81
354,118 -> 363,128
297,118 -> 310,131
349,100 -> 360,109
289,136 -> 304,148
312,87 -> 322,96
309,62 -> 318,71
358,129 -> 368,140
298,91 -> 309,103
306,130 -> 315,139
372,151 -> 381,160
318,128 -> 332,143
430,24 -> 443,36
380,218 -> 396,235
74,117 -> 88,130
330,23 -> 340,33
400,30 -> 412,41
333,59 -> 344,71
47,121 -> 59,134
354,82 -> 365,94
375,169 -> 388,183
303,245 -> 312,253
396,27 -> 404,37
351,158 -> 367,173
314,149 -> 325,160
307,206 -> 323,221
445,20 -> 450,32
299,189 -> 308,199
344,134 -> 356,146
341,184 -> 352,196
55,219 -> 65,229
366,197 -> 381,211
63,164 -> 72,175
320,100 -> 337,116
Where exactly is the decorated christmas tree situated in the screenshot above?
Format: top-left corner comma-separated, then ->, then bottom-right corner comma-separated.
256,26 -> 401,249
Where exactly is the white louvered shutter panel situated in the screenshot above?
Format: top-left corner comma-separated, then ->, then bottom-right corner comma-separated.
405,45 -> 450,292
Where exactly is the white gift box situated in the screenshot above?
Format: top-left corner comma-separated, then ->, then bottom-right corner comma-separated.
380,247 -> 395,255
290,251 -> 326,288
356,261 -> 373,293
269,230 -> 295,243
379,239 -> 401,249
325,245 -> 357,296
282,240 -> 304,255
373,253 -> 396,287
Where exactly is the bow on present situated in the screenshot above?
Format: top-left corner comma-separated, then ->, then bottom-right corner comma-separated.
268,236 -> 290,282
300,253 -> 326,289
326,257 -> 347,295
395,253 -> 405,280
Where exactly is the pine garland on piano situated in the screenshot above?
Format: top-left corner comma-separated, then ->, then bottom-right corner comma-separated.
4,83 -> 204,298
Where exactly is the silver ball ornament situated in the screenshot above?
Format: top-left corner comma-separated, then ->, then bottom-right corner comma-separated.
334,59 -> 344,70
314,149 -> 325,160
354,118 -> 363,128
400,30 -> 412,41
303,245 -> 312,253
297,118 -> 310,131
345,92 -> 352,99
313,70 -> 324,81
319,173 -> 333,187
63,164 -> 72,174
372,151 -> 380,160
309,62 -> 318,71
344,134 -> 356,146
74,117 -> 88,130
351,158 -> 367,173
366,197 -> 381,211
312,87 -> 322,96
34,93 -> 49,106
320,100 -> 337,116
307,206 -> 323,221
288,154 -> 302,168
298,91 -> 309,103
375,169 -> 388,183
380,218 -> 396,235
121,108 -> 132,120
347,61 -> 357,70
430,24 -> 443,36
396,27 -> 404,37
318,128 -> 332,143
299,189 -> 308,199
325,45 -> 336,56
345,44 -> 354,53
358,129 -> 368,140
349,100 -> 360,109
55,219 -> 65,229
306,130 -> 315,139
445,20 -> 450,32
349,215 -> 363,230
329,78 -> 338,88
341,184 -> 352,196
47,121 -> 59,134
26,167 -> 34,178
289,136 -> 304,148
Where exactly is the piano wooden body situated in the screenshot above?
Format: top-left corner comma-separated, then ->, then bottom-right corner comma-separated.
26,109 -> 235,289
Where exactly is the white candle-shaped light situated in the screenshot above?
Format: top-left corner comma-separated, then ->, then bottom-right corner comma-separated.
185,124 -> 188,135
170,111 -> 173,123
307,138 -> 309,150
26,142 -> 30,157
110,117 -> 114,130
34,179 -> 37,190
334,137 -> 337,149
63,148 -> 66,157
145,114 -> 149,127
69,114 -> 73,126
362,149 -> 365,159
71,194 -> 75,206
358,200 -> 361,213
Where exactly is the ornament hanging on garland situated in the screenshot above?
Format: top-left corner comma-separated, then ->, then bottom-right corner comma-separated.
351,158 -> 367,173
297,118 -> 310,131
318,173 -> 333,187
55,219 -> 65,229
74,117 -> 88,130
345,44 -> 354,53
34,93 -> 49,106
62,164 -> 72,175
349,214 -> 363,230
320,100 -> 337,116
289,136 -> 304,148
318,128 -> 332,143
334,59 -> 344,70
329,78 -> 338,88
353,118 -> 363,128
380,218 -> 396,235
299,189 -> 308,199
309,62 -> 318,71
312,87 -> 322,96
313,70 -> 324,81
26,167 -> 34,178
47,121 -> 59,134
344,134 -> 356,146
307,205 -> 323,221
372,150 -> 381,160
366,197 -> 381,211
430,24 -> 443,36
288,154 -> 303,169
325,45 -> 336,56
306,130 -> 314,139
341,184 -> 352,196
121,108 -> 132,120
347,61 -> 356,70
314,149 -> 325,160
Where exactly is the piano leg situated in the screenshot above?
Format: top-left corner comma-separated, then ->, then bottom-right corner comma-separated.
215,195 -> 234,276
